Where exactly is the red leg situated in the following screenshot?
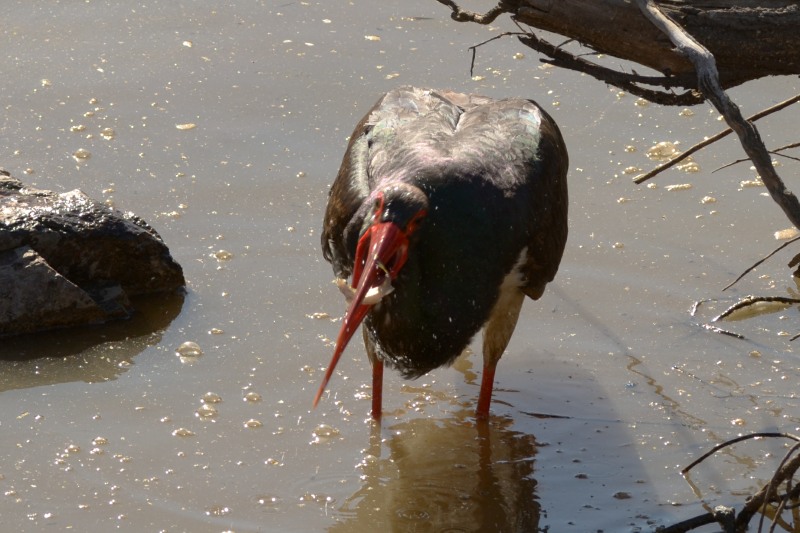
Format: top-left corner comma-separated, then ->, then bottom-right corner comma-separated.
478,289 -> 523,420
476,362 -> 496,420
371,359 -> 383,420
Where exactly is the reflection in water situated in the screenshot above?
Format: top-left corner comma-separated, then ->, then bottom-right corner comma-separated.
330,413 -> 539,533
0,291 -> 185,392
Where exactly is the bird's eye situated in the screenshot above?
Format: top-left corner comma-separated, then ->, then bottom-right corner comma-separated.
406,209 -> 427,234
372,193 -> 385,219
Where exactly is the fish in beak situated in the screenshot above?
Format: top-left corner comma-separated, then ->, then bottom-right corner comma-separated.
313,220 -> 409,408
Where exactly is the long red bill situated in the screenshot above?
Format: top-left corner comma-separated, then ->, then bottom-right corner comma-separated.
313,221 -> 408,408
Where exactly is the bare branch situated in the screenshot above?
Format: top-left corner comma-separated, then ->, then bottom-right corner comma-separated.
634,93 -> 800,184
634,0 -> 800,230
676,432 -> 800,530
435,0 -> 507,24
700,323 -> 745,339
721,235 -> 800,291
682,432 -> 798,475
656,511 -> 727,533
517,32 -> 701,106
467,32 -> 528,77
737,443 -> 800,529
713,141 -> 800,173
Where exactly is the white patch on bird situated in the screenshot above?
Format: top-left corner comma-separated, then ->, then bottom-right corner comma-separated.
498,247 -> 528,294
334,277 -> 394,306
482,247 -> 528,366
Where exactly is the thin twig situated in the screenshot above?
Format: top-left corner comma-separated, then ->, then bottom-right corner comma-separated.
677,432 -> 800,532
713,141 -> 800,173
778,141 -> 800,152
700,323 -> 745,339
518,32 -> 701,106
467,32 -> 527,77
634,93 -> 800,184
461,19 -> 698,103
656,511 -> 720,533
435,0 -> 507,24
721,235 -> 800,291
758,442 -> 800,533
738,442 -> 800,529
689,299 -> 707,317
682,432 -> 794,474
773,151 -> 800,164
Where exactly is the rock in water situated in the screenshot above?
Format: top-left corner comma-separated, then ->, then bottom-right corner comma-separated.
0,171 -> 185,337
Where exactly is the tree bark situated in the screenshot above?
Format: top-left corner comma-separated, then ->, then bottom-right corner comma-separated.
508,0 -> 800,89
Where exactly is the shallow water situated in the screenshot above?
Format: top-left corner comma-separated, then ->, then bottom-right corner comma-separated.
2,1 -> 799,531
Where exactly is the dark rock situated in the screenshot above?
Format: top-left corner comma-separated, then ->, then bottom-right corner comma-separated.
0,246 -> 108,335
0,173 -> 185,337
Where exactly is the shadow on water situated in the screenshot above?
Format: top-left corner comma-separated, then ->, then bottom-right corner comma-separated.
0,290 -> 185,392
330,411 -> 540,533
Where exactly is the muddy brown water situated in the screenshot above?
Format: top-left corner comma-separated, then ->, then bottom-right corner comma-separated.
2,1 -> 799,532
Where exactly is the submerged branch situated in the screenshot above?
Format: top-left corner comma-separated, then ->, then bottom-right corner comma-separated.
711,295 -> 800,322
677,432 -> 800,532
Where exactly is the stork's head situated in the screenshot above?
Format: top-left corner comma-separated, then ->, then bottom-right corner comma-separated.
314,183 -> 428,408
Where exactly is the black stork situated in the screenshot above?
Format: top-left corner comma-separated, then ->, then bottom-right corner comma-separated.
315,86 -> 568,420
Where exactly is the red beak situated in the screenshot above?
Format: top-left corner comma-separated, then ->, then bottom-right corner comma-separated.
313,221 -> 409,408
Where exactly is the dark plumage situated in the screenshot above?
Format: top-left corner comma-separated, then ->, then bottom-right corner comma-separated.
316,86 -> 568,419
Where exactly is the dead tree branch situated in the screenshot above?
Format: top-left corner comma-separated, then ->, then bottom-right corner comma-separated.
714,141 -> 800,173
434,0 -> 506,24
721,235 -> 800,291
508,1 -> 800,90
634,0 -> 800,230
634,94 -> 800,184
672,432 -> 800,533
517,32 -> 701,105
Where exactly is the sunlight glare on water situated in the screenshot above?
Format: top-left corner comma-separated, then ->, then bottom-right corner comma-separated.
0,1 -> 798,532
646,140 -> 680,161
